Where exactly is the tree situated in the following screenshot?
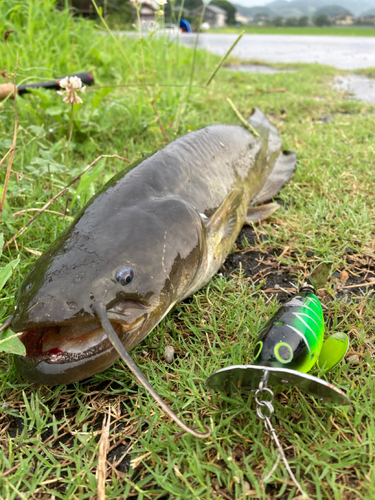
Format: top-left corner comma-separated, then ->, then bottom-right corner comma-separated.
273,16 -> 284,27
298,15 -> 309,27
314,14 -> 331,26
56,0 -> 133,24
285,17 -> 298,26
176,0 -> 203,11
211,0 -> 236,25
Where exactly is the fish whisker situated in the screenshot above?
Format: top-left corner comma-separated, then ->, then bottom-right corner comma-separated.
0,315 -> 13,333
92,301 -> 211,439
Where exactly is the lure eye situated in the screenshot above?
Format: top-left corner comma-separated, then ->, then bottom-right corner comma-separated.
115,267 -> 134,286
274,342 -> 293,364
253,341 -> 263,360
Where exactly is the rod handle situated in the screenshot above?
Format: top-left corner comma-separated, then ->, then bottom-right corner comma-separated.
0,83 -> 16,100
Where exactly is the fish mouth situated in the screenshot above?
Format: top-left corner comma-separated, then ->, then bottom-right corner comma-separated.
14,302 -> 149,385
17,318 -> 145,363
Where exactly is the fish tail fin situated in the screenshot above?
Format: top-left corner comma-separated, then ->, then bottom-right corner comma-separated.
248,108 -> 297,205
249,107 -> 279,136
252,150 -> 297,206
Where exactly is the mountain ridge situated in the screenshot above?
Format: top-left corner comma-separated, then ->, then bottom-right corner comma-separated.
233,0 -> 375,18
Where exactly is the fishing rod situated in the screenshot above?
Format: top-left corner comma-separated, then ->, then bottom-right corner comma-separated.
0,72 -> 94,101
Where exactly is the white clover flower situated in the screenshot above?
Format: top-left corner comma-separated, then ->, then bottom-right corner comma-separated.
57,76 -> 86,105
157,0 -> 167,5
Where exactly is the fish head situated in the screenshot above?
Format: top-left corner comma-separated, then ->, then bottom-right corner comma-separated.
12,196 -> 205,384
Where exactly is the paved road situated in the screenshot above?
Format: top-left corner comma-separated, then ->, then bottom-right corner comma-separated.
178,33 -> 375,70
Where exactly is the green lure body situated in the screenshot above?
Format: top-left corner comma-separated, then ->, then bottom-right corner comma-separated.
254,289 -> 325,373
206,264 -> 349,405
206,263 -> 350,405
205,263 -> 351,491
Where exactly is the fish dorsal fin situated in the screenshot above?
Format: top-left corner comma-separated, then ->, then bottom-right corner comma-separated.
252,150 -> 296,206
206,187 -> 243,239
245,202 -> 280,224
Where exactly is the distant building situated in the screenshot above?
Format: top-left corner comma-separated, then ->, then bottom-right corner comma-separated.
134,1 -> 157,28
174,6 -> 190,18
192,5 -> 227,28
235,12 -> 250,25
254,13 -> 270,24
357,15 -> 375,25
331,14 -> 354,26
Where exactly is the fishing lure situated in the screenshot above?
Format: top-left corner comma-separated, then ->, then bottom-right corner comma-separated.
206,262 -> 350,495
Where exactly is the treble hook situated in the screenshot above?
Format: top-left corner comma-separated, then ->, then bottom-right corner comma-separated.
255,373 -> 310,499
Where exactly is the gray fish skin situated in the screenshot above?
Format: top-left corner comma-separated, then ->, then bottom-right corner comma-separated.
12,109 -> 296,384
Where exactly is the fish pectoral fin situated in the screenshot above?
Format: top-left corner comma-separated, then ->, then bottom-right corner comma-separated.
252,150 -> 296,206
245,202 -> 280,224
206,187 -> 243,239
318,332 -> 349,373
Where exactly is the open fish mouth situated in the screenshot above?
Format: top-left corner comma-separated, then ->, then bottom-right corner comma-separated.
14,311 -> 147,386
17,318 -> 145,364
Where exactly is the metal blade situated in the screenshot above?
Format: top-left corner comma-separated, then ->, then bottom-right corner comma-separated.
206,364 -> 350,406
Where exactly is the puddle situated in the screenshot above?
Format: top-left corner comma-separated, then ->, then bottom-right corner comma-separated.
225,64 -> 294,74
334,75 -> 375,104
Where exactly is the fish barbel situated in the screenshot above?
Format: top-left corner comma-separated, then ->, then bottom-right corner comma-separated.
3,109 -> 296,435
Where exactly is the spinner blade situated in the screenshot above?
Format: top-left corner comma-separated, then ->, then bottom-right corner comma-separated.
206,364 -> 350,406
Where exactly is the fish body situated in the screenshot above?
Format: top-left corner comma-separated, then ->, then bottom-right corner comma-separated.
11,109 -> 296,385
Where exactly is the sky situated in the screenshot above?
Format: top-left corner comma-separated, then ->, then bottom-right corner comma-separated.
233,0 -> 286,5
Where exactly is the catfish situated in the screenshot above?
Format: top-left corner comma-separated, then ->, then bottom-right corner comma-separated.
2,109 -> 296,436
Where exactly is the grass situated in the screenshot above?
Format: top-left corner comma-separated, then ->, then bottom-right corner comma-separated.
1,1 -> 375,499
210,26 -> 375,37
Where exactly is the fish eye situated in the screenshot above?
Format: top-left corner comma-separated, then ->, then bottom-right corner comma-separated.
115,267 -> 134,286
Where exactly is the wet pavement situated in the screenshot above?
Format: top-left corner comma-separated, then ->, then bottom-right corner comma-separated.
334,74 -> 375,104
178,33 -> 375,70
